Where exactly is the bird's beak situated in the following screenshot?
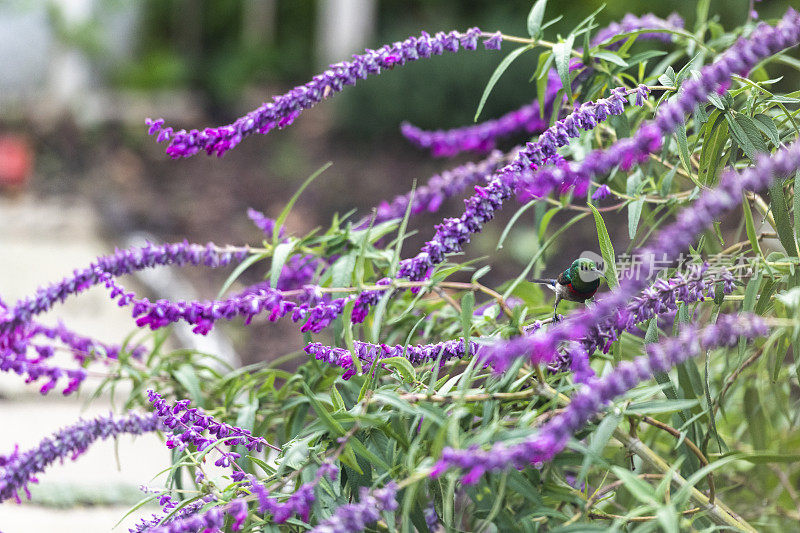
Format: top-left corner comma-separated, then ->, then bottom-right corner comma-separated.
592,268 -> 607,281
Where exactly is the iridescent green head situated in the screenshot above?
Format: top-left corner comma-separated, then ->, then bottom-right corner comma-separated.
567,258 -> 605,289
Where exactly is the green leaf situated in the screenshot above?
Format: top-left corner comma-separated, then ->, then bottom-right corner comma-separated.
588,204 -> 618,289
535,51 -> 554,118
726,113 -> 763,161
269,242 -> 294,289
475,45 -> 532,122
698,110 -> 729,185
675,120 -> 694,183
553,34 -> 575,103
461,292 -> 475,357
795,171 -> 800,245
497,199 -> 536,250
173,364 -> 203,407
390,182 -> 416,276
273,162 -> 332,244
742,196 -> 763,258
744,386 -> 767,450
628,197 -> 644,240
626,399 -> 700,415
577,411 -> 621,486
380,356 -> 416,384
593,49 -> 628,67
301,383 -> 346,436
768,180 -> 799,256
753,113 -> 781,147
526,0 -> 547,39
216,252 -> 267,298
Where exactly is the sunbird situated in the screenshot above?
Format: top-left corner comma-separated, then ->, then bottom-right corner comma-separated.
532,258 -> 606,321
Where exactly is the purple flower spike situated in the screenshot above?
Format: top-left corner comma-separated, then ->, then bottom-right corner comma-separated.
305,337 -> 476,380
401,14 -> 683,159
146,390 -> 279,459
148,28 -> 488,158
486,138 -> 800,371
400,69 -> 560,158
483,31 -> 503,50
398,86 -> 641,282
310,482 -> 399,533
591,184 -> 612,201
0,412 -> 162,503
433,314 -> 767,483
368,149 -> 511,225
517,8 -> 800,198
592,13 -> 684,46
0,241 -> 250,336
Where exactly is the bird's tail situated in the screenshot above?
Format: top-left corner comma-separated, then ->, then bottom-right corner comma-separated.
530,278 -> 557,287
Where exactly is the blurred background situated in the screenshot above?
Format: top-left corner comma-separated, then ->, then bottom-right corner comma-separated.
0,0 -> 795,530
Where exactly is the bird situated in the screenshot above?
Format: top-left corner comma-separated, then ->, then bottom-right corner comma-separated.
531,258 -> 606,321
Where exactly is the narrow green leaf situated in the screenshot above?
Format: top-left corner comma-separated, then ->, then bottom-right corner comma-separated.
391,182 -> 416,276
536,51 -> 554,119
577,411 -> 621,485
269,242 -> 294,289
460,292 -> 475,357
553,34 -> 575,103
301,383 -> 345,436
675,120 -> 694,182
216,252 -> 267,298
698,110 -> 728,185
795,171 -> 800,245
753,113 -> 781,147
381,356 -> 416,384
588,204 -> 618,289
593,49 -> 628,67
768,180 -> 799,256
273,162 -> 332,244
726,113 -> 759,161
742,196 -> 763,258
475,45 -> 532,122
744,386 -> 767,450
628,198 -> 644,240
497,199 -> 536,250
526,0 -> 547,39
173,364 -> 203,407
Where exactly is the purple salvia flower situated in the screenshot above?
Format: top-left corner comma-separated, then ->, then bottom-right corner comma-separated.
310,482 -> 399,533
397,86 -> 642,283
305,337 -> 477,380
483,31 -> 502,50
368,148 -> 511,224
547,264 -> 736,377
148,28 -> 497,158
401,14 -> 683,159
516,9 -> 800,199
101,274 -> 345,335
146,390 -> 279,458
590,184 -> 612,201
128,495 -> 217,533
400,70 -> 560,157
432,314 -> 767,483
0,412 -> 162,503
0,241 -> 250,336
592,13 -> 684,46
484,139 -> 800,370
1,341 -> 87,396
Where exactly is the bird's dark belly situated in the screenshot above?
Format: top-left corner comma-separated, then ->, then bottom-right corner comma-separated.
564,283 -> 597,302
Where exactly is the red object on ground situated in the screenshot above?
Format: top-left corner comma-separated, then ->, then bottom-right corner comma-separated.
0,135 -> 33,187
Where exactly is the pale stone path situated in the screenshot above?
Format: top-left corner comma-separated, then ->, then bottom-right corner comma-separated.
0,196 -> 169,532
